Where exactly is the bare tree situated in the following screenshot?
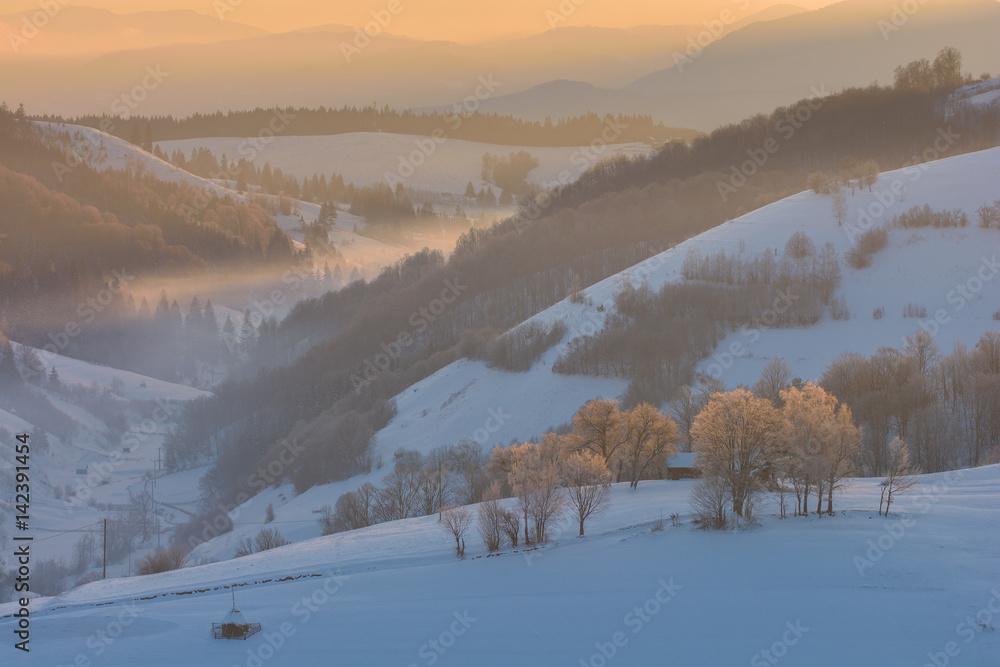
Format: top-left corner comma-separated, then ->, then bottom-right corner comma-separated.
879,438 -> 919,515
441,505 -> 472,557
477,484 -> 506,552
374,468 -> 420,522
236,527 -> 289,556
567,399 -> 629,471
753,358 -> 792,407
690,475 -> 730,530
128,489 -> 154,542
858,159 -> 880,192
500,508 -> 521,548
332,482 -> 378,532
527,459 -> 565,543
563,452 -> 612,536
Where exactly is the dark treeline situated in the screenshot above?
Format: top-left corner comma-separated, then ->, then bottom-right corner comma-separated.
164,145 -> 347,202
44,107 -> 698,147
532,79 -> 1000,221
170,61 -> 1000,546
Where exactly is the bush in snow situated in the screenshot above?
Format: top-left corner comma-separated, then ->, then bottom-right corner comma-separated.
235,527 -> 289,557
689,476 -> 730,530
137,546 -> 189,575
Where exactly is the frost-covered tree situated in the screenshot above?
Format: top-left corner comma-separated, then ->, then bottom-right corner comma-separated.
567,399 -> 628,470
781,382 -> 859,516
691,389 -> 783,518
621,403 -> 678,489
563,452 -> 611,536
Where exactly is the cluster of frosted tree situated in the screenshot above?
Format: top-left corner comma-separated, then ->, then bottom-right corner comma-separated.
555,233 -> 839,406
822,331 -> 1000,473
689,382 -> 860,529
324,400 -> 678,550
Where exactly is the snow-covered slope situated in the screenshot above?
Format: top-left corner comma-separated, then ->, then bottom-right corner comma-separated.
156,132 -> 655,196
36,121 -> 234,197
372,146 -> 1000,452
3,465 -> 998,666
948,77 -> 1000,112
0,345 -> 211,573
34,122 -> 415,274
29,345 -> 212,403
189,145 -> 1000,563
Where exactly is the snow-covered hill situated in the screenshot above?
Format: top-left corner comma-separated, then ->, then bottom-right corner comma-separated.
948,77 -> 1000,111
0,345 -> 211,573
156,132 -> 655,197
33,122 -> 414,274
371,145 -> 1000,454
186,144 -> 1000,563
2,465 -> 998,666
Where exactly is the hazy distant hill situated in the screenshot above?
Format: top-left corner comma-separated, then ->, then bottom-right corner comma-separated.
0,6 -> 266,60
455,0 -> 1000,129
0,5 -> 801,117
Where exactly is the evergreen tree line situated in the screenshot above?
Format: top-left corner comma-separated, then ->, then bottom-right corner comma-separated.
162,145 -> 350,203
46,107 -> 697,147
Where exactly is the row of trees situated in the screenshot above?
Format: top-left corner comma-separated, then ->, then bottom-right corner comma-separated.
327,400 -> 681,549
163,146 -> 349,203
893,47 -> 965,91
822,331 -> 1000,473
55,106 -> 693,147
688,379 -> 921,530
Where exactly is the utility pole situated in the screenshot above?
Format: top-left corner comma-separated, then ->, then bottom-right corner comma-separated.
102,518 -> 107,579
153,478 -> 160,549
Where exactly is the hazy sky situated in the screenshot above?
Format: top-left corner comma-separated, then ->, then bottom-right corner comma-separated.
6,0 -> 836,42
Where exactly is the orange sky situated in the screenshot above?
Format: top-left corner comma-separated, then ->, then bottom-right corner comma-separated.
5,0 -> 835,42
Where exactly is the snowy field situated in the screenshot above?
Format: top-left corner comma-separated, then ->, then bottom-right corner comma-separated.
2,466 -> 998,666
156,132 -> 655,196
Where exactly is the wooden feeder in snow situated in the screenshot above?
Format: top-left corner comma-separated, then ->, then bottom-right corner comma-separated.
212,590 -> 261,640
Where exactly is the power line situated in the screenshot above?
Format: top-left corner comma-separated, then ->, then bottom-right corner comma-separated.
0,521 -> 102,553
